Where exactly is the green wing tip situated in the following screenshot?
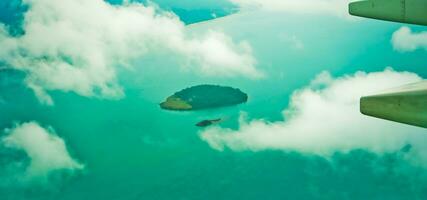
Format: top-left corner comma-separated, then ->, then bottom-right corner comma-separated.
360,82 -> 427,129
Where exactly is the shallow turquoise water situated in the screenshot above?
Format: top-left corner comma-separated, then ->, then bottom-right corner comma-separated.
2,76 -> 427,200
1,1 -> 427,200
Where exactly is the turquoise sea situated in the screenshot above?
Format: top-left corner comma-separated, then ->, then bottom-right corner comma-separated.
1,0 -> 427,199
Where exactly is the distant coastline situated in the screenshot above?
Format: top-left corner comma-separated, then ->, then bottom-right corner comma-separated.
174,8 -> 239,25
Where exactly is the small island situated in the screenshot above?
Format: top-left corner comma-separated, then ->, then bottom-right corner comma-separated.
160,85 -> 248,111
196,118 -> 223,127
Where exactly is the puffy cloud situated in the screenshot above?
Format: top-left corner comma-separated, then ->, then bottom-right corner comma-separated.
178,31 -> 260,78
2,122 -> 84,179
392,26 -> 427,52
200,69 -> 427,158
0,0 -> 261,105
231,0 -> 352,18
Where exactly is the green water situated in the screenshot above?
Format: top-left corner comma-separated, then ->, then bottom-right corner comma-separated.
1,1 -> 427,200
3,75 -> 427,199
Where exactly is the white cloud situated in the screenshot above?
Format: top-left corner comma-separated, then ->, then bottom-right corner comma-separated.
2,122 -> 84,179
392,26 -> 427,52
231,0 -> 352,18
200,69 -> 427,159
0,0 -> 261,105
179,31 -> 260,78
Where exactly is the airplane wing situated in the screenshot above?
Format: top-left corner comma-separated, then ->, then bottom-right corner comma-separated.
349,0 -> 427,128
349,0 -> 427,26
361,81 -> 427,128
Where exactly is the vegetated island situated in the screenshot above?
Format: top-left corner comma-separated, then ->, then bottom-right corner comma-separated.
160,84 -> 248,111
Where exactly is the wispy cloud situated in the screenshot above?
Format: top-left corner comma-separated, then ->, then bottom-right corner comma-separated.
0,0 -> 262,105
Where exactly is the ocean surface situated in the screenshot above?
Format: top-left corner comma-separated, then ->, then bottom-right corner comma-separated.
1,1 -> 427,199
